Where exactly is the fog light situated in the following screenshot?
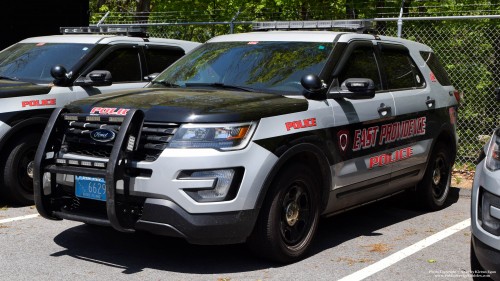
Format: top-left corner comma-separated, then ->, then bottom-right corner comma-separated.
191,169 -> 235,199
43,172 -> 51,195
109,117 -> 124,122
86,116 -> 100,122
64,115 -> 78,121
126,135 -> 136,151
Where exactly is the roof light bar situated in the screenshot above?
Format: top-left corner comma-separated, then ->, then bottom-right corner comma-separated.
252,20 -> 374,32
60,26 -> 148,35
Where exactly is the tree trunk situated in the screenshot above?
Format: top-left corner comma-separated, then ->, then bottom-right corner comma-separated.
376,0 -> 386,31
136,0 -> 151,23
97,0 -> 106,11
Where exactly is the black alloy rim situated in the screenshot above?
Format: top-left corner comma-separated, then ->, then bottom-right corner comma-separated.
432,154 -> 448,200
17,146 -> 37,193
280,181 -> 313,246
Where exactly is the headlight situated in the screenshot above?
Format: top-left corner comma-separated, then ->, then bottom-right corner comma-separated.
168,121 -> 258,151
486,130 -> 500,171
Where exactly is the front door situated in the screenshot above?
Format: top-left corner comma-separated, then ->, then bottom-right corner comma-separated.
75,45 -> 148,99
329,40 -> 396,209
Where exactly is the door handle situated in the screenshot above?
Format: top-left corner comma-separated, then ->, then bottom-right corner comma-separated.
425,97 -> 435,108
377,103 -> 391,116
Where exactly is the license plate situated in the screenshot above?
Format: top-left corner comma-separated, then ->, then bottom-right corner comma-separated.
75,176 -> 106,201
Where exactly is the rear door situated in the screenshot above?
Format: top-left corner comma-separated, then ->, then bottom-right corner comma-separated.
329,40 -> 396,209
75,44 -> 148,99
376,42 -> 434,194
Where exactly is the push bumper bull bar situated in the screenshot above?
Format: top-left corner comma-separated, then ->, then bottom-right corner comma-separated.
34,108 -> 145,233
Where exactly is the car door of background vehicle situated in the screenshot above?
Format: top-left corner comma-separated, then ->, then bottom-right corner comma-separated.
143,45 -> 186,77
75,44 -> 148,99
376,42 -> 435,194
328,40 -> 396,210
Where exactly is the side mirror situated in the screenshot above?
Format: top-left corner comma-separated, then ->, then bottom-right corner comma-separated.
338,78 -> 375,99
74,70 -> 112,87
301,74 -> 324,93
144,73 -> 160,81
50,65 -> 67,80
495,87 -> 500,103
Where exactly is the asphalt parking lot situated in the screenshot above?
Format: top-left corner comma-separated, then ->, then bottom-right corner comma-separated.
0,187 -> 473,281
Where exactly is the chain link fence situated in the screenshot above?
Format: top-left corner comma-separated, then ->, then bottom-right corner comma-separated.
377,19 -> 500,171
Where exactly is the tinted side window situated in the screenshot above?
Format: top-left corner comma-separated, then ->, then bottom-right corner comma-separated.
338,48 -> 382,90
380,51 -> 423,90
419,51 -> 452,86
92,48 -> 141,82
147,48 -> 185,74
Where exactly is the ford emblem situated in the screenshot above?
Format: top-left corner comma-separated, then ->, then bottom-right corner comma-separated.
90,129 -> 116,142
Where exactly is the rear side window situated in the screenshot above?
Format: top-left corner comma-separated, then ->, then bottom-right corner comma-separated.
380,48 -> 425,90
146,48 -> 185,74
338,48 -> 382,91
92,48 -> 141,82
419,51 -> 452,86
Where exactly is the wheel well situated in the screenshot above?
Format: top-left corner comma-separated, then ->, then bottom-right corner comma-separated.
285,151 -> 330,212
0,123 -> 45,156
435,129 -> 456,161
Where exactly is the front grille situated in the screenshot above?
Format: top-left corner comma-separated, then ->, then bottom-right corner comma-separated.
71,196 -> 108,216
61,120 -> 178,162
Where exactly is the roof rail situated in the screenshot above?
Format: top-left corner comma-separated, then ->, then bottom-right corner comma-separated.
251,20 -> 375,33
60,26 -> 149,37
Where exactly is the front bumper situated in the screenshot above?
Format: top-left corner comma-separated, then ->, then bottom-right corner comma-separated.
472,159 -> 500,250
472,234 -> 500,280
34,109 -> 274,244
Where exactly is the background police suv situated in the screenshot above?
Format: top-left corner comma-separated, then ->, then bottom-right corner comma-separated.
34,20 -> 459,263
0,34 -> 199,204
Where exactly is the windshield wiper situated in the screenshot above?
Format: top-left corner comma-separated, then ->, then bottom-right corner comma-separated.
0,75 -> 20,81
185,82 -> 261,93
152,80 -> 181,88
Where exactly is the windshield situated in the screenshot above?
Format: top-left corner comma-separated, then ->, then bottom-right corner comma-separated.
153,41 -> 334,95
0,43 -> 95,84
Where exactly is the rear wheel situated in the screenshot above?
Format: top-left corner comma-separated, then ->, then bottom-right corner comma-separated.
0,133 -> 41,205
417,142 -> 452,211
247,163 -> 320,263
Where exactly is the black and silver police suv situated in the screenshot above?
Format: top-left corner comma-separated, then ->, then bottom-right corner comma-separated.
0,31 -> 199,204
34,20 -> 460,263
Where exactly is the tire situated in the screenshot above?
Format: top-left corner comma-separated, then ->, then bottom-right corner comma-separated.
247,162 -> 320,263
417,142 -> 452,211
0,133 -> 42,205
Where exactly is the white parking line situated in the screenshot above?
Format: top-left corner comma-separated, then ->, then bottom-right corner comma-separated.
338,218 -> 471,281
0,214 -> 39,224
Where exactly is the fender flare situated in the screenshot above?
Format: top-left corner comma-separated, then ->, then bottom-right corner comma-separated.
424,123 -> 457,172
0,117 -> 49,153
254,143 -> 333,213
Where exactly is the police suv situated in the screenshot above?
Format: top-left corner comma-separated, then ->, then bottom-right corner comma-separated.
0,29 -> 199,204
34,21 -> 459,263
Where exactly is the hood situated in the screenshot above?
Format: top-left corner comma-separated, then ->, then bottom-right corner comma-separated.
65,88 -> 308,123
0,80 -> 51,98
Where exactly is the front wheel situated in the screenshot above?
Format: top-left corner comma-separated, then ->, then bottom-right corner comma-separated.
247,163 -> 320,263
0,133 -> 42,205
417,142 -> 452,211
